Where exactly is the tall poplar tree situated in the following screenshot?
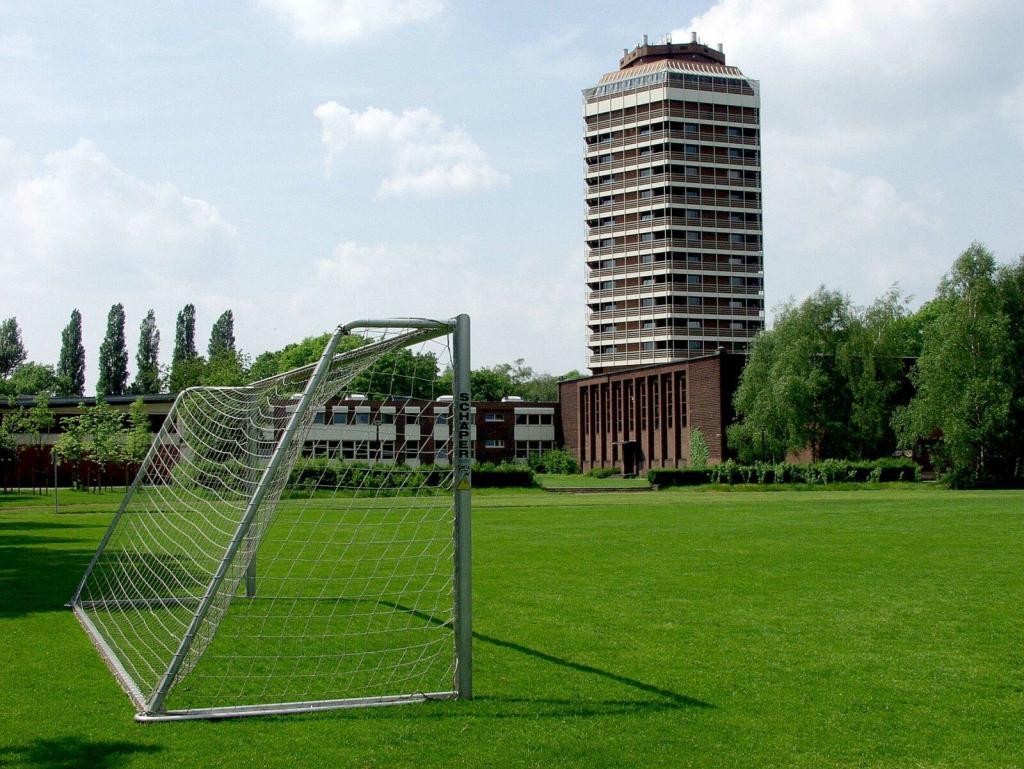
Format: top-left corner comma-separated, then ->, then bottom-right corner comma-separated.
57,309 -> 86,396
170,303 -> 201,392
131,309 -> 161,394
97,303 -> 129,396
208,310 -> 236,359
0,317 -> 27,379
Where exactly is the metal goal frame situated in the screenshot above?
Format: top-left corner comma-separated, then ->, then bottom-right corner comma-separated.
69,316 -> 472,721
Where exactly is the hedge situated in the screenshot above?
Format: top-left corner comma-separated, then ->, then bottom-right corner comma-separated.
288,458 -> 535,490
649,458 -> 921,488
471,463 -> 536,488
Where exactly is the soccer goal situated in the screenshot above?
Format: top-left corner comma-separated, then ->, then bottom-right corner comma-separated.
70,317 -> 472,721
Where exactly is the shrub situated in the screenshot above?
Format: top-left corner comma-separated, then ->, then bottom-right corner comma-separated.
689,428 -> 710,468
472,462 -> 535,488
528,447 -> 580,475
587,467 -> 620,478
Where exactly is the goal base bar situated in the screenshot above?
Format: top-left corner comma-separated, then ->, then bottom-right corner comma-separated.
72,605 -> 148,711
135,691 -> 458,722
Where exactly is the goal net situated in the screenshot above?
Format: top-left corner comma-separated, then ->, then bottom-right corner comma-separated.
70,317 -> 472,721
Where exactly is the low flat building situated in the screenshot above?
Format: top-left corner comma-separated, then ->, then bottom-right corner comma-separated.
0,393 -> 561,487
300,397 -> 560,467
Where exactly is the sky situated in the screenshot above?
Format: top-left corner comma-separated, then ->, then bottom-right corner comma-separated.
1,0 -> 1022,391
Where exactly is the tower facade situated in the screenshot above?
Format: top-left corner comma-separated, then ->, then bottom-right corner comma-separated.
584,36 -> 764,373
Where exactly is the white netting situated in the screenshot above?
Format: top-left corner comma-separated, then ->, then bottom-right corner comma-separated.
73,321 -> 462,717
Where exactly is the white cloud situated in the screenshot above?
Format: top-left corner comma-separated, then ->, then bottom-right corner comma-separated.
314,102 -> 508,197
999,77 -> 1024,143
0,138 -> 242,389
259,0 -> 444,44
765,156 -> 940,301
676,0 -> 1018,156
0,139 -> 236,288
286,239 -> 583,372
670,0 -> 1023,314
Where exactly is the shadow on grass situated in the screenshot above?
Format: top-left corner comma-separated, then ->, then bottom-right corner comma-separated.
0,520 -> 95,531
0,737 -> 160,769
380,599 -> 714,714
345,694 -> 704,721
0,530 -> 94,618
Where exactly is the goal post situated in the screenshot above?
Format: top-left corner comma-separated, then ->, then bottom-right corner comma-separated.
70,316 -> 472,721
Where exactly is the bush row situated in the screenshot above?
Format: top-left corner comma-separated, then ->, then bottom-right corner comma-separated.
649,458 -> 921,487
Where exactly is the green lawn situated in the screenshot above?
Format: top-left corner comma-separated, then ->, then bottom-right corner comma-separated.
1,486 -> 1023,768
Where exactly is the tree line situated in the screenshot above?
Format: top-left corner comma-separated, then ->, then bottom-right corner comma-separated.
729,243 -> 1024,487
0,304 -> 243,399
1,310 -> 579,402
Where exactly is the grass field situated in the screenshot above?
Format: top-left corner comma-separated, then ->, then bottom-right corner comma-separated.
535,473 -> 652,489
1,486 -> 1023,768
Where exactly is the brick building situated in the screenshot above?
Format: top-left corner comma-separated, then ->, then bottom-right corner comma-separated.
559,349 -> 743,474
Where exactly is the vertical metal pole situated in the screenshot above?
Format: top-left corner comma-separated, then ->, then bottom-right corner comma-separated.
452,314 -> 473,700
245,400 -> 259,598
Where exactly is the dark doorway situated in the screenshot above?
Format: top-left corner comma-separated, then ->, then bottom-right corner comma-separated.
621,441 -> 639,476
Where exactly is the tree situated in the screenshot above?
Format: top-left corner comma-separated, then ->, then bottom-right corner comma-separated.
81,400 -> 124,491
121,398 -> 153,489
836,289 -> 913,459
0,414 -> 18,492
350,348 -> 439,399
208,310 -> 236,359
132,309 -> 161,394
996,255 -> 1024,479
0,362 -> 62,399
57,309 -> 86,396
248,332 -> 335,380
168,356 -> 207,392
53,411 -> 88,491
26,395 -> 55,493
0,317 -> 27,378
173,304 -> 198,365
728,289 -> 856,462
894,243 -> 1013,486
97,303 -> 129,396
203,350 -> 251,387
728,286 -> 918,463
170,304 -> 203,391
